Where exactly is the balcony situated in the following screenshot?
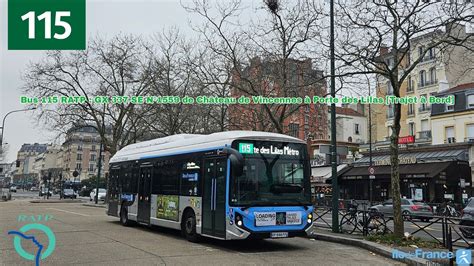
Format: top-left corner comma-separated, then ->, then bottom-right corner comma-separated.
418,79 -> 438,89
418,105 -> 431,113
418,130 -> 432,140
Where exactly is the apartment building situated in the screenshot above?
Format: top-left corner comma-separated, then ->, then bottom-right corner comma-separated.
61,125 -> 110,181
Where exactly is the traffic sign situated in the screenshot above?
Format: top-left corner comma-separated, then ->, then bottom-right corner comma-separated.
368,166 -> 375,175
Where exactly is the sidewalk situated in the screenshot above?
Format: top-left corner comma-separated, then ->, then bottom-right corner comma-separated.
310,228 -> 441,266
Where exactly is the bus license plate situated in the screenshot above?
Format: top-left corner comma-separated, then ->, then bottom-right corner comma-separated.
271,232 -> 288,238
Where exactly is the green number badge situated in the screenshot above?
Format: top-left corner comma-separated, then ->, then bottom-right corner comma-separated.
8,0 -> 86,50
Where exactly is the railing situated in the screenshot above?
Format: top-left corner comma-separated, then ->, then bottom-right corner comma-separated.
418,79 -> 438,88
418,105 -> 431,113
418,130 -> 432,140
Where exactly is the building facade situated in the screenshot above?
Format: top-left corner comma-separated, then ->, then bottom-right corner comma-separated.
330,104 -> 368,144
61,125 -> 110,181
372,23 -> 474,147
229,57 -> 328,141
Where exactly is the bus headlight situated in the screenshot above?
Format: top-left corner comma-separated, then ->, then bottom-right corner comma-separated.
307,219 -> 312,224
308,213 -> 313,220
235,213 -> 243,227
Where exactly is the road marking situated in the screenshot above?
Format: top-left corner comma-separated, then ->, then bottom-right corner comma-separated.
409,224 -> 440,232
47,208 -> 90,217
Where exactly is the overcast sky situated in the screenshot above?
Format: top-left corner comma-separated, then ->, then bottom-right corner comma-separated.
1,0 -> 247,162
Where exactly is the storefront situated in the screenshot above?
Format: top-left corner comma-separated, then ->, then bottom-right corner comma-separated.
337,149 -> 472,204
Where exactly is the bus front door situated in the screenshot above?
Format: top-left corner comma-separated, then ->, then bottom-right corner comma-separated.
137,166 -> 152,223
202,158 -> 227,238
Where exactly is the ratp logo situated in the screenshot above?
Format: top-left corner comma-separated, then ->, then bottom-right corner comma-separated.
456,249 -> 472,266
8,215 -> 56,266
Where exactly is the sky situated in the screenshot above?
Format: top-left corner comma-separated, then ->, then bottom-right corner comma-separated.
0,0 -> 220,163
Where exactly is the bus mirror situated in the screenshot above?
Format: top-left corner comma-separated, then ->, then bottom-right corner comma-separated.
223,147 -> 244,177
229,153 -> 244,177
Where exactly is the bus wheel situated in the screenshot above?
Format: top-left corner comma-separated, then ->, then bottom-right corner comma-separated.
182,211 -> 200,242
120,206 -> 133,226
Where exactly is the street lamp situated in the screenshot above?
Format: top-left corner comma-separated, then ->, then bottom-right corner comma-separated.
0,107 -> 37,148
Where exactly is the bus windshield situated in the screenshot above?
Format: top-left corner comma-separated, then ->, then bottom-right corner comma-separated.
230,141 -> 311,206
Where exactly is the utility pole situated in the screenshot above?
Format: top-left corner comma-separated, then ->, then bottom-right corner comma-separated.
330,0 -> 339,233
95,105 -> 106,204
369,80 -> 373,205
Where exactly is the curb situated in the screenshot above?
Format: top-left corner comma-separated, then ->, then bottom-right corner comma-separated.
82,203 -> 106,208
30,199 -> 82,203
312,232 -> 438,266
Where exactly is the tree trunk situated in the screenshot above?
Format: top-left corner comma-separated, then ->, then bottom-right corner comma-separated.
390,102 -> 404,237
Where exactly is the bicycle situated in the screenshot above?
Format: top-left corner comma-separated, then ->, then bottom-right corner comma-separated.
339,202 -> 387,235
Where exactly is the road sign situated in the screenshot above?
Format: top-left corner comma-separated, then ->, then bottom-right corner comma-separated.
368,166 -> 375,175
369,175 -> 376,179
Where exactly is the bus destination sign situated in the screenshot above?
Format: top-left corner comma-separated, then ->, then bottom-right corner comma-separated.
238,143 -> 299,156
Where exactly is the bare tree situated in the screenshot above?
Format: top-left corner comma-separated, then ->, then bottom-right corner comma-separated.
184,0 -> 327,136
313,0 -> 473,237
23,35 -> 155,155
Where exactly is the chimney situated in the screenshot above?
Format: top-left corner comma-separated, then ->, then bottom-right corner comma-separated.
439,80 -> 450,92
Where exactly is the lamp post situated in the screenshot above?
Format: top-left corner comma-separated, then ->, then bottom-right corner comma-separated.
0,107 -> 37,148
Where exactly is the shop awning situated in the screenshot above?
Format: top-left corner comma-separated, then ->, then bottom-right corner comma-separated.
340,162 -> 452,178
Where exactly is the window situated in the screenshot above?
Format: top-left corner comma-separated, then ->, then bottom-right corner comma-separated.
407,76 -> 413,92
156,160 -> 180,194
89,164 -> 95,172
409,123 -> 415,136
76,163 -> 82,170
418,46 -> 424,60
421,119 -> 429,131
419,70 -> 426,87
429,67 -> 436,84
408,104 -> 415,115
289,123 -> 299,138
428,48 -> 435,59
77,145 -> 83,151
467,124 -> 474,141
354,123 -> 360,135
467,95 -> 474,108
445,126 -> 455,143
446,95 -> 455,111
181,160 -> 201,196
90,154 -> 96,162
91,145 -> 96,151
77,154 -> 82,161
420,94 -> 427,111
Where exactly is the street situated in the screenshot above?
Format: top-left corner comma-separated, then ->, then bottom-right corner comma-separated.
0,198 -> 400,265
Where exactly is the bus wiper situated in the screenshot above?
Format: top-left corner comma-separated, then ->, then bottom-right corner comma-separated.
270,184 -> 303,194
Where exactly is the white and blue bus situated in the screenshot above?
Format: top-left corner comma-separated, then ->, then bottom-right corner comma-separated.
107,131 -> 313,241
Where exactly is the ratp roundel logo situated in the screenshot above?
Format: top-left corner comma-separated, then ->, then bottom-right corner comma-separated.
456,249 -> 472,266
8,222 -> 56,266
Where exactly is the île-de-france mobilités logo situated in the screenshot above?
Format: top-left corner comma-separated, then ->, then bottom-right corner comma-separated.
7,214 -> 56,266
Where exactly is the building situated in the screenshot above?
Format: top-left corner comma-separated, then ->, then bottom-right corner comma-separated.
431,83 -> 474,187
61,125 -> 110,181
330,104 -> 368,144
13,143 -> 48,186
371,23 -> 474,148
229,57 -> 328,141
338,144 -> 472,203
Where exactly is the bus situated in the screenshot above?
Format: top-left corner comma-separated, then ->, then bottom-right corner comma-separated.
106,131 -> 313,241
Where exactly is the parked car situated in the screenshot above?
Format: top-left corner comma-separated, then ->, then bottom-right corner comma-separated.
29,187 -> 38,192
62,189 -> 77,199
90,188 -> 107,201
370,198 -> 433,221
39,188 -> 52,197
460,197 -> 474,238
9,186 -> 17,193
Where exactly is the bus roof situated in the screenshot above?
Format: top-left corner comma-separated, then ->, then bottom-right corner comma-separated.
109,131 -> 304,164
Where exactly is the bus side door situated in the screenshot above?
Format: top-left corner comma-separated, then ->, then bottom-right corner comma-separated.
202,157 -> 227,238
137,165 -> 152,223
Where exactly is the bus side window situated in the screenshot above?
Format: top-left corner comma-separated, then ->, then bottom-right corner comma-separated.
181,159 -> 200,196
152,164 -> 161,194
